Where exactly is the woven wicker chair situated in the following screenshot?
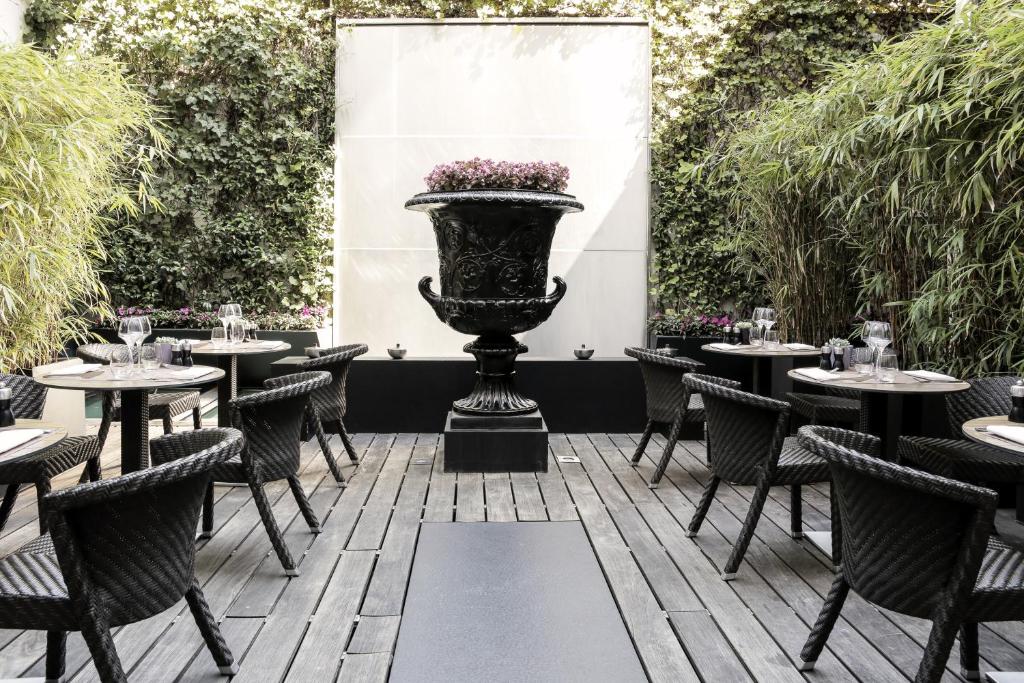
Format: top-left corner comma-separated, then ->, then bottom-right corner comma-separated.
0,373 -> 104,533
624,348 -> 705,488
0,427 -> 243,683
797,425 -> 1024,683
683,373 -> 831,580
203,371 -> 331,575
77,343 -> 203,435
784,387 -> 861,428
268,343 -> 368,485
898,377 -> 1024,487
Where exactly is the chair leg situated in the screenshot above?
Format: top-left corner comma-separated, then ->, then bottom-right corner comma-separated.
184,576 -> 238,675
631,420 -> 656,465
337,419 -> 359,463
686,476 -> 720,538
916,607 -> 963,683
193,407 -> 202,430
830,480 -> 842,571
250,481 -> 298,576
45,630 -> 66,683
650,417 -> 682,489
162,413 -> 173,435
0,484 -> 20,533
311,413 -> 345,486
35,478 -> 52,534
959,622 -> 980,680
200,482 -> 214,539
722,475 -> 771,580
86,456 -> 102,482
790,485 -> 803,538
79,614 -> 126,683
288,475 -> 321,533
799,572 -> 850,671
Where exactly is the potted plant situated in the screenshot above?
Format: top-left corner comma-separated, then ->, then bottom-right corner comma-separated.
648,308 -> 748,385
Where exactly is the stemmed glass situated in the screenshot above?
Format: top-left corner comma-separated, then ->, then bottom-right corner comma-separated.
752,308 -> 765,346
752,307 -> 776,345
861,321 -> 893,377
217,303 -> 242,344
117,316 -> 151,374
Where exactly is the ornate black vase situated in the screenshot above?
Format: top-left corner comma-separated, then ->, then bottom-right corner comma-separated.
406,189 -> 584,415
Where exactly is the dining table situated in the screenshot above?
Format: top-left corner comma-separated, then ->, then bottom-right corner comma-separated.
34,365 -> 224,473
700,343 -> 819,399
0,419 -> 68,463
189,340 -> 291,428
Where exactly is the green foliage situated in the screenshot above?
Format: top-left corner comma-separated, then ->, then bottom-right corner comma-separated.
26,0 -> 335,314
0,44 -> 163,372
712,0 -> 1024,376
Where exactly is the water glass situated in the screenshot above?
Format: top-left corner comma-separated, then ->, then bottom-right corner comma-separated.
245,322 -> 259,342
763,329 -> 781,349
878,350 -> 899,383
853,347 -> 874,375
229,319 -> 246,344
140,344 -> 161,372
211,327 -> 227,347
111,345 -> 132,379
750,325 -> 763,346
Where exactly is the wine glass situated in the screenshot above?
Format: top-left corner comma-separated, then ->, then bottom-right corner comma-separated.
217,303 -> 243,338
861,321 -> 893,377
762,308 -> 776,331
752,307 -> 766,344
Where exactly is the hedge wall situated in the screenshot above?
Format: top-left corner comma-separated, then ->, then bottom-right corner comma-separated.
26,0 -> 334,315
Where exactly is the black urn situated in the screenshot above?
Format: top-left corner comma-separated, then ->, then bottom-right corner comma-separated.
406,189 -> 583,415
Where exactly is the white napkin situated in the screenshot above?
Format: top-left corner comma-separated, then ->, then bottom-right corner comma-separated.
987,425 -> 1024,446
784,343 -> 817,351
248,340 -> 286,349
904,369 -> 958,382
794,367 -> 844,381
0,429 -> 45,455
708,343 -> 740,350
42,364 -> 102,377
182,338 -> 206,345
148,367 -> 217,381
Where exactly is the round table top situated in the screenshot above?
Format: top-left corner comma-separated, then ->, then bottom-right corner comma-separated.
963,416 -> 1024,455
0,419 -> 67,462
33,365 -> 224,391
787,368 -> 971,395
190,341 -> 291,356
700,343 -> 820,358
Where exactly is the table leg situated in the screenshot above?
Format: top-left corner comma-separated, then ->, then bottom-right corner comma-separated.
217,356 -> 237,428
859,392 -> 904,460
752,358 -> 772,396
769,357 -> 797,400
119,389 -> 150,473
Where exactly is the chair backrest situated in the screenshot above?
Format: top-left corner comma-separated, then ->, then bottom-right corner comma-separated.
283,344 -> 368,422
683,373 -> 787,485
43,428 -> 242,625
76,343 -> 127,365
0,373 -> 47,419
946,376 -> 1016,437
623,347 -> 704,424
798,425 -> 996,619
231,371 -> 331,481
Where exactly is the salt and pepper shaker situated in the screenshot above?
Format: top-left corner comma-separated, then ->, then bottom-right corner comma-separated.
1010,380 -> 1024,423
171,342 -> 183,366
0,384 -> 15,428
181,340 -> 194,368
820,346 -> 833,371
722,326 -> 733,344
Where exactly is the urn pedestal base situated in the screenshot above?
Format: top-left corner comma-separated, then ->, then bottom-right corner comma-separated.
443,410 -> 548,473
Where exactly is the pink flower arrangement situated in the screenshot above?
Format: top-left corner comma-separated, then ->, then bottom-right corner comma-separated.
425,158 -> 570,193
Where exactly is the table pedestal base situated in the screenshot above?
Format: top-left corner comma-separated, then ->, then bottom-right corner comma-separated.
216,356 -> 238,428
119,390 -> 150,473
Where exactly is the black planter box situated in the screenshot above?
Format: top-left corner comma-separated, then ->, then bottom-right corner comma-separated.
84,328 -> 320,387
653,335 -> 752,389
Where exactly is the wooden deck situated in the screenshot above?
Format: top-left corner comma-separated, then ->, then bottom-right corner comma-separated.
3,414 -> 1024,681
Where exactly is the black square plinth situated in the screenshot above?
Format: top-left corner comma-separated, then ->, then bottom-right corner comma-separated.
443,410 -> 548,473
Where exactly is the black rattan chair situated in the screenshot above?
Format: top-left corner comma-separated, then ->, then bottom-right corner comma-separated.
77,343 -> 203,435
898,377 -> 1023,488
785,387 -> 861,428
624,347 -> 705,489
683,373 -> 831,580
203,371 -> 331,575
269,343 -> 368,485
0,427 -> 242,683
0,373 -> 104,533
797,425 -> 1024,682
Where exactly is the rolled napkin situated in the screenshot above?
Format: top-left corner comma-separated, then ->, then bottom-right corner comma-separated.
987,425 -> 1024,447
708,343 -> 741,350
0,428 -> 46,455
793,367 -> 844,381
42,364 -> 103,377
783,343 -> 817,351
904,369 -> 958,382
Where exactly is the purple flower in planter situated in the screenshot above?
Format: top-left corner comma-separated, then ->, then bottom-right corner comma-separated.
425,158 -> 570,193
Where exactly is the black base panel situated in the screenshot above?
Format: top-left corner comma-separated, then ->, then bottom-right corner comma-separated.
444,411 -> 548,472
390,521 -> 647,683
449,410 -> 544,429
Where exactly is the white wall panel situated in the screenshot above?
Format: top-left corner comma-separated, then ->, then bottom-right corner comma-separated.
336,19 -> 650,358
0,0 -> 24,44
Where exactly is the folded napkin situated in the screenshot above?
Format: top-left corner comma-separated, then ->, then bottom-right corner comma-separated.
708,343 -> 740,350
148,367 -> 217,381
784,343 -> 817,351
42,363 -> 102,377
904,369 -> 958,382
182,338 -> 206,345
0,429 -> 46,455
794,367 -> 843,381
247,340 -> 286,349
987,425 -> 1024,447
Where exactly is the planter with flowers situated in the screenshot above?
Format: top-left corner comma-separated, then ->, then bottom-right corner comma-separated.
84,305 -> 331,386
647,309 -> 749,386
